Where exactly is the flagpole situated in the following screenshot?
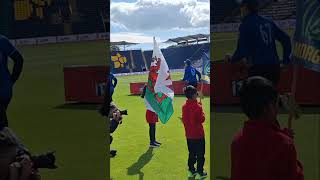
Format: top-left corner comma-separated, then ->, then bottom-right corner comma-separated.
317,114 -> 320,179
199,81 -> 204,103
100,11 -> 107,34
288,64 -> 298,129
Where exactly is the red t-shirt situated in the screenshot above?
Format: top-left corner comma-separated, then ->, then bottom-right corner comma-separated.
231,119 -> 304,180
182,99 -> 205,139
146,110 -> 158,124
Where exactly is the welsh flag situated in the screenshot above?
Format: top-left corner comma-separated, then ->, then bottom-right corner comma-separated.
144,37 -> 174,124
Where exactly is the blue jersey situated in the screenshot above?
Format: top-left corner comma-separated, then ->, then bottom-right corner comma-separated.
0,35 -> 17,100
183,65 -> 201,83
109,73 -> 117,96
231,14 -> 292,65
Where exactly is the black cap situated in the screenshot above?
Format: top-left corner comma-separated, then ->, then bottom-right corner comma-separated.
184,59 -> 191,66
238,0 -> 259,8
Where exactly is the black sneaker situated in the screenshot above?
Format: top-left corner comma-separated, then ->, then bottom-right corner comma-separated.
110,150 -> 117,157
154,141 -> 161,145
195,171 -> 208,179
149,142 -> 160,148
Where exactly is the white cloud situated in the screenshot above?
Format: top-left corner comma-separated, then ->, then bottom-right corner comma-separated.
111,0 -> 209,31
110,32 -> 162,43
110,21 -> 128,31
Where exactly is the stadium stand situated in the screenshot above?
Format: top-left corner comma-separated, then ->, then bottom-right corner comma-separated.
0,1 -> 14,37
259,0 -> 296,20
14,0 -> 56,21
211,0 -> 238,24
3,0 -> 107,39
111,43 -> 210,74
212,0 -> 296,24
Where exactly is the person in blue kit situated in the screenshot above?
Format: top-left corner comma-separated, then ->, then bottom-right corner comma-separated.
0,35 -> 24,129
182,59 -> 201,88
226,0 -> 292,86
109,72 -> 117,101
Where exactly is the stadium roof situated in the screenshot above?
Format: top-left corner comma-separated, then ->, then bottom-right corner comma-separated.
111,41 -> 139,46
165,34 -> 210,45
111,41 -> 139,50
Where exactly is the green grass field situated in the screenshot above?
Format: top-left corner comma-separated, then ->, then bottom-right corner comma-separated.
8,40 -> 108,180
212,32 -> 320,180
110,73 -> 211,180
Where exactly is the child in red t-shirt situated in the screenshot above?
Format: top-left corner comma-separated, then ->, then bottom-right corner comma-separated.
182,85 -> 207,179
141,85 -> 161,148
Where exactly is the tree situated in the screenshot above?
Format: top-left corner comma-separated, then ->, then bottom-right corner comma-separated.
110,45 -> 120,51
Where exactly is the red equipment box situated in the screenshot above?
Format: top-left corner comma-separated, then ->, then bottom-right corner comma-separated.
211,63 -> 320,105
63,64 -> 320,105
64,65 -> 108,103
130,81 -> 210,96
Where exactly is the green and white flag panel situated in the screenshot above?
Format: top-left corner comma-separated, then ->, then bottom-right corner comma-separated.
144,37 -> 174,124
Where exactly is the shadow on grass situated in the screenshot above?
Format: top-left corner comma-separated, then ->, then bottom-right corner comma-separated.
216,176 -> 230,180
127,148 -> 154,180
187,176 -> 206,180
212,105 -> 320,114
54,103 -> 100,111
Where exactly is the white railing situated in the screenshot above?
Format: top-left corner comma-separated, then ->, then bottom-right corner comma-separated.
9,32 -> 109,46
211,19 -> 296,33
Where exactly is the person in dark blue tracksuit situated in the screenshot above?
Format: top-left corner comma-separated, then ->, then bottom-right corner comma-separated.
0,35 -> 24,129
227,0 -> 292,85
109,72 -> 117,101
183,59 -> 201,88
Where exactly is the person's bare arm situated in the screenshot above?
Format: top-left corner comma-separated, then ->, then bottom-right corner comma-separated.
9,163 -> 20,180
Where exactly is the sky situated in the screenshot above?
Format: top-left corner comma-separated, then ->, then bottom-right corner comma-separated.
110,0 -> 210,50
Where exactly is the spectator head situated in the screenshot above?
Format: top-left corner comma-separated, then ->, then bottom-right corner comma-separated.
238,0 -> 259,17
184,59 -> 191,66
184,85 -> 198,100
240,76 -> 279,120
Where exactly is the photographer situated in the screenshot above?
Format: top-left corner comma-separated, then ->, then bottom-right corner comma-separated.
0,129 -> 41,180
109,102 -> 123,134
108,102 -> 127,157
8,156 -> 41,180
0,127 -> 57,180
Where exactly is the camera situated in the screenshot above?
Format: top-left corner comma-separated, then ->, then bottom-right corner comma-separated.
31,151 -> 57,169
99,103 -> 128,117
119,110 -> 128,116
114,109 -> 128,125
16,151 -> 57,169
